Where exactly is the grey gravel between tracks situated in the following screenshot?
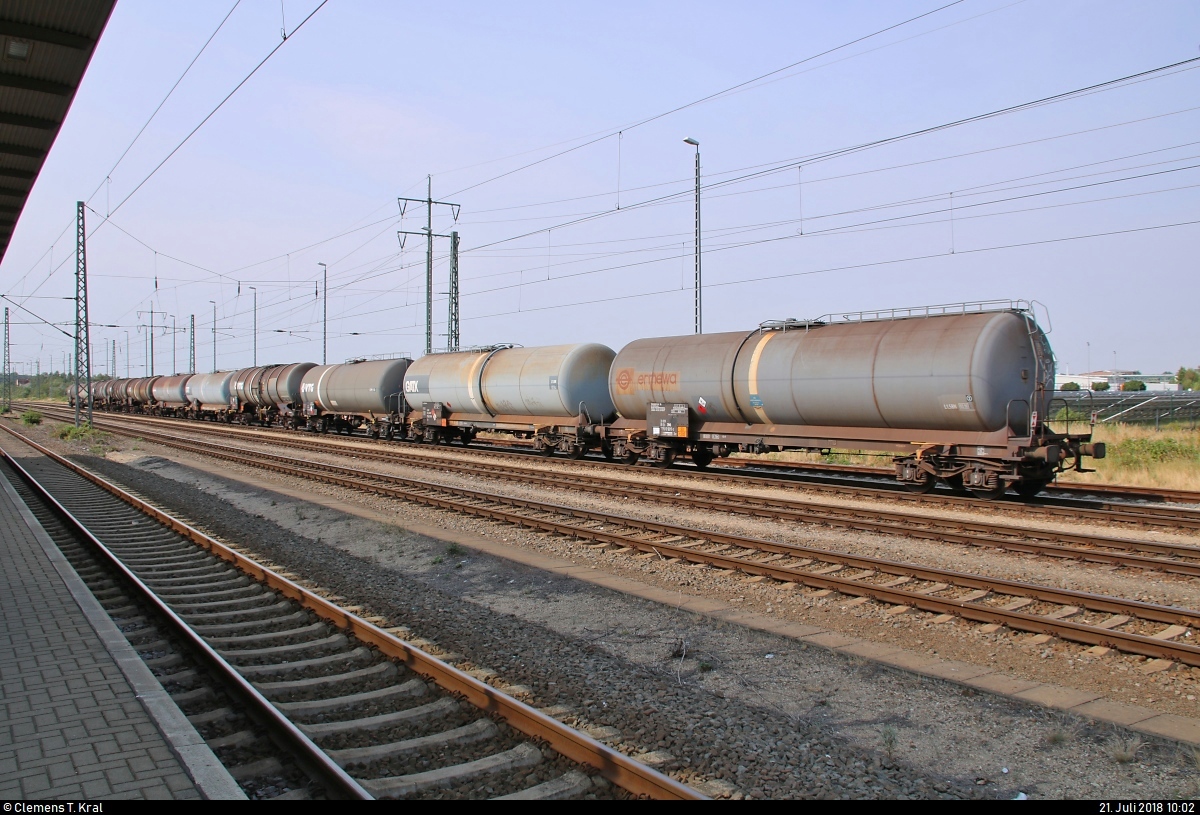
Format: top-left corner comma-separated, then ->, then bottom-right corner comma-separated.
45,440 -> 1200,801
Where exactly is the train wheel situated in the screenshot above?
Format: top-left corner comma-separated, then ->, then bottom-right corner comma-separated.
568,445 -> 587,460
690,445 -> 714,469
969,483 -> 1009,500
457,433 -> 472,447
601,443 -> 615,461
1014,479 -> 1049,499
621,451 -> 640,465
902,477 -> 936,494
654,449 -> 676,469
539,441 -> 555,457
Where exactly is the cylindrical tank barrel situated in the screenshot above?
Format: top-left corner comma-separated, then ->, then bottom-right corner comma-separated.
229,366 -> 270,407
403,344 -> 617,419
129,377 -> 159,403
186,372 -> 234,408
609,311 -> 1054,433
151,375 -> 192,406
262,362 -> 316,407
300,359 -> 410,415
402,351 -> 492,414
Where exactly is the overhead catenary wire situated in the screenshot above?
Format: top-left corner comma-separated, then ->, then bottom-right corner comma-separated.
107,1 -> 331,218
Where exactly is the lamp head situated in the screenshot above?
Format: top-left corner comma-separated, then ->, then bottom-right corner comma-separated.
683,138 -> 699,146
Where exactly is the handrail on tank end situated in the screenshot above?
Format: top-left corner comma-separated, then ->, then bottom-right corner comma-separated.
1005,398 -> 1031,440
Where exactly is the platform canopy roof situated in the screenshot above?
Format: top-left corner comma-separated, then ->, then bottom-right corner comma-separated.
0,0 -> 116,265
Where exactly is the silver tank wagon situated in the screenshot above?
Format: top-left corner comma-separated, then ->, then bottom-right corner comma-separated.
186,372 -> 235,414
403,343 -> 617,421
151,375 -> 192,408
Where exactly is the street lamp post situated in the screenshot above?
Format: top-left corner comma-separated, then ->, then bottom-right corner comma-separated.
209,301 -> 217,372
249,286 -> 257,366
124,331 -> 129,377
318,263 -> 327,364
683,138 -> 701,334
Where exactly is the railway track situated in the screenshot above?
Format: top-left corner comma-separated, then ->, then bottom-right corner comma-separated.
29,417 -> 1200,669
0,425 -> 702,801
48,410 -> 1200,580
26,405 -> 1200,533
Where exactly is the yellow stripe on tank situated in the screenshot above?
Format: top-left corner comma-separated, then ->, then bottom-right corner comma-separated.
747,331 -> 778,425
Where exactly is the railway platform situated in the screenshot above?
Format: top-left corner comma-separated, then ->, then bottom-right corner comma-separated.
0,465 -> 239,800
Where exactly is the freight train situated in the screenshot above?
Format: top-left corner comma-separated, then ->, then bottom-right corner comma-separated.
81,301 -> 1105,499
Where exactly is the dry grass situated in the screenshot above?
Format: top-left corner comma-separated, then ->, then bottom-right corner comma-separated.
1104,734 -> 1144,765
1053,423 -> 1200,492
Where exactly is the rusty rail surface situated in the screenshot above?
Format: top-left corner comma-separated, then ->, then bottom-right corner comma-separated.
41,419 -> 1200,668
0,423 -> 704,801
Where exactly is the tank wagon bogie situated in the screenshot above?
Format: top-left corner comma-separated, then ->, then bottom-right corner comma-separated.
299,358 -> 411,437
601,304 -> 1103,498
401,343 -> 617,456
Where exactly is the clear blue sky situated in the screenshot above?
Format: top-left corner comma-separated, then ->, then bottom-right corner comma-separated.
2,0 -> 1198,378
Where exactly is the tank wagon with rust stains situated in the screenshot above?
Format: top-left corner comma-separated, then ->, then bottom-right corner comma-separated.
597,302 -> 1102,498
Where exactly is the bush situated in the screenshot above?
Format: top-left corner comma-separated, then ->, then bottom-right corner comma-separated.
1052,407 -> 1090,422
1120,380 -> 1146,391
1178,366 -> 1200,391
20,410 -> 42,425
1060,382 -> 1081,391
52,423 -> 107,443
1091,381 -> 1110,391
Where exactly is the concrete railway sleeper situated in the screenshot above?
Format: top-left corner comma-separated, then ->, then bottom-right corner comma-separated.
0,426 -> 701,801
25,403 -> 1200,530
31,421 -> 1200,669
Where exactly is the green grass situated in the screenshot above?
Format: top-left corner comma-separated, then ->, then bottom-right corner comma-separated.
20,410 -> 42,426
52,423 -> 109,444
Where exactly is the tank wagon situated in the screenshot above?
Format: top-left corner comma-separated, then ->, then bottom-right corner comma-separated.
149,375 -> 193,417
185,372 -> 235,420
228,362 -> 316,426
300,358 -> 411,437
402,343 -> 617,455
600,302 -> 1103,498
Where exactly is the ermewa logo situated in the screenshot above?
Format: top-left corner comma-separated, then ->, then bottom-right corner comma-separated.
697,396 -> 707,414
615,368 -> 680,394
614,368 -> 634,393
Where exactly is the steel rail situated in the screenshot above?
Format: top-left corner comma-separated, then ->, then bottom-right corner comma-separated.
36,403 -> 1200,528
0,439 -> 373,800
62,410 -> 1200,576
58,421 -> 1200,667
0,424 -> 704,802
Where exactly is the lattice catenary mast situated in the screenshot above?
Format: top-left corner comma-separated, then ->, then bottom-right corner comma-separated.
74,201 -> 92,427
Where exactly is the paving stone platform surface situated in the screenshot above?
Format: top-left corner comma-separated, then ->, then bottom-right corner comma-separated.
0,473 -> 201,800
